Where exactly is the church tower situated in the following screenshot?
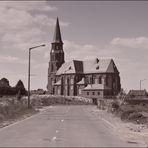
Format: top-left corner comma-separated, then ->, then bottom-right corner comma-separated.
47,17 -> 65,94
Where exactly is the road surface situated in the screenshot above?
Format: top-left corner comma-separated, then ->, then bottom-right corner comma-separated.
0,105 -> 140,147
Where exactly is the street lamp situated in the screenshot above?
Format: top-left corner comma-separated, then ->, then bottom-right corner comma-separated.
28,44 -> 46,108
140,79 -> 146,91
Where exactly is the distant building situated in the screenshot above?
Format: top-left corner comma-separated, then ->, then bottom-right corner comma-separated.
125,90 -> 148,104
31,89 -> 46,95
127,90 -> 148,98
47,18 -> 121,97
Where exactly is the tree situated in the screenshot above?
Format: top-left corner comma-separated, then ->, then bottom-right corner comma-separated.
0,78 -> 10,87
0,78 -> 10,95
15,80 -> 27,95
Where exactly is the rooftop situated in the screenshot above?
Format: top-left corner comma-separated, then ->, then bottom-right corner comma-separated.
83,84 -> 111,90
56,58 -> 117,75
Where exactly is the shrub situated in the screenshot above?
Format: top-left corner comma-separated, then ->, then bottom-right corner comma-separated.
0,98 -> 36,122
121,110 -> 135,120
111,101 -> 119,110
15,80 -> 27,95
128,112 -> 143,120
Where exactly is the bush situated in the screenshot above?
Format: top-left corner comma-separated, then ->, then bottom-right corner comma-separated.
111,101 -> 119,110
121,110 -> 135,120
128,112 -> 143,120
0,78 -> 27,96
0,114 -> 4,121
0,98 -> 36,122
15,80 -> 27,95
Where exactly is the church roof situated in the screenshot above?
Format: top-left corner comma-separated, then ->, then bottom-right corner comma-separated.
52,17 -> 63,43
56,58 -> 117,75
77,78 -> 85,85
54,80 -> 61,85
56,60 -> 83,75
83,58 -> 113,73
83,84 -> 111,90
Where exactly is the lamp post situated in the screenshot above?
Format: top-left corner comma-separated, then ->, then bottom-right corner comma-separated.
140,79 -> 146,91
28,44 -> 46,108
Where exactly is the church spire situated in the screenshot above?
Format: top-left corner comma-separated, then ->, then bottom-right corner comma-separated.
52,17 -> 63,44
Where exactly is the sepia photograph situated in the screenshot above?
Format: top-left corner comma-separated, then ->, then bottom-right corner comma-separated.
0,1 -> 148,147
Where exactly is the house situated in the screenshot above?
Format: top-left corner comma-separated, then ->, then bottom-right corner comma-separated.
47,18 -> 121,98
127,90 -> 148,98
125,90 -> 148,104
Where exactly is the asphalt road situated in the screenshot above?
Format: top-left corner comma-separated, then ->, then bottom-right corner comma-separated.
0,105 -> 140,147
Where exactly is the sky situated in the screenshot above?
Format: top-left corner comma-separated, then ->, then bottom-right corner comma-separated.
0,1 -> 148,92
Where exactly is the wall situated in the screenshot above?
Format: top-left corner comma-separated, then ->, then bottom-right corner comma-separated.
81,90 -> 104,98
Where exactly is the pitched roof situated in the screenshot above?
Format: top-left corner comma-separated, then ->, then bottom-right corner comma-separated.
83,58 -> 114,73
56,58 -> 116,75
54,80 -> 61,85
56,60 -> 83,75
128,90 -> 148,96
83,84 -> 111,90
52,17 -> 63,43
77,78 -> 85,85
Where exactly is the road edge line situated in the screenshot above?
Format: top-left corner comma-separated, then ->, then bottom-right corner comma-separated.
0,106 -> 52,132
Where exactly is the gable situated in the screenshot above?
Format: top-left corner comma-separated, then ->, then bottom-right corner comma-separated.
106,60 -> 115,73
56,60 -> 83,75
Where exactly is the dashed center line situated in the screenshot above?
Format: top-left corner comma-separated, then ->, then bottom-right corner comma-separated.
100,117 -> 116,129
52,136 -> 57,141
56,130 -> 59,133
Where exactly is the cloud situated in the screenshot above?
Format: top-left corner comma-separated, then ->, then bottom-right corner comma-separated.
0,1 -> 57,12
63,40 -> 96,60
0,7 -> 68,51
0,55 -> 29,64
0,1 -> 69,90
34,63 -> 48,69
0,4 -> 69,54
34,15 -> 69,28
63,40 -> 120,61
0,7 -> 33,32
111,37 -> 148,49
0,6 -> 68,33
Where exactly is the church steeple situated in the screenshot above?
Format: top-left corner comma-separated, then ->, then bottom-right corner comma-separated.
47,17 -> 65,94
52,17 -> 63,44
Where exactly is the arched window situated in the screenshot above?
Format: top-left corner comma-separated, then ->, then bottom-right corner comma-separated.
99,77 -> 102,84
106,75 -> 108,86
51,54 -> 54,61
51,64 -> 54,72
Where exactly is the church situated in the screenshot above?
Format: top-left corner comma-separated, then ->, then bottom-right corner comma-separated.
47,18 -> 121,98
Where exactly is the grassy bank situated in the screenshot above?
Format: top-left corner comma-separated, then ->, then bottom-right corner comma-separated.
22,94 -> 93,108
97,98 -> 148,125
0,94 -> 93,128
0,96 -> 37,127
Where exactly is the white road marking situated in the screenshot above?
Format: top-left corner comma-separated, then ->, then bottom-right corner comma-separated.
52,136 -> 57,140
56,130 -> 59,133
49,106 -> 53,108
0,106 -> 52,132
100,117 -> 116,129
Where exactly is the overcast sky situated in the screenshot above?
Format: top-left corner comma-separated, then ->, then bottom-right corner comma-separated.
0,1 -> 148,92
